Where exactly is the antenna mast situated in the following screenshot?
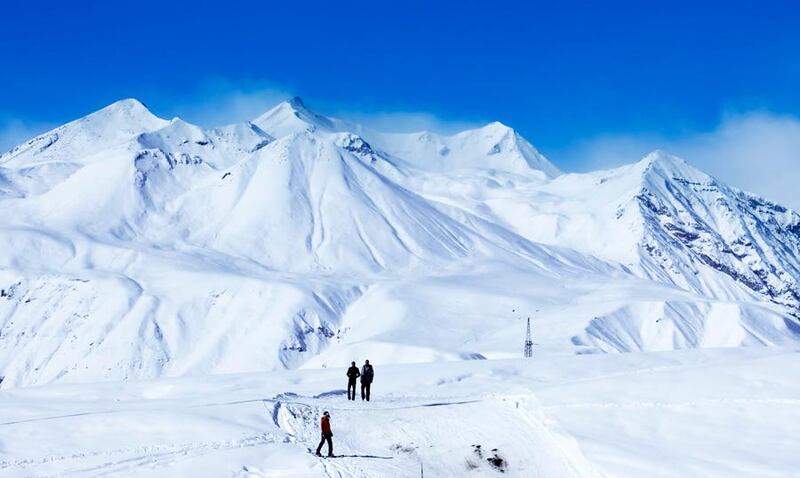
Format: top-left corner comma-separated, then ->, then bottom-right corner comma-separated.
524,317 -> 533,358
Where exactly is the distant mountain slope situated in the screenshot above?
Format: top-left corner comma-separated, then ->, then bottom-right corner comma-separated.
634,152 -> 800,313
0,98 -> 797,387
253,97 -> 561,177
0,99 -> 168,168
446,152 -> 800,316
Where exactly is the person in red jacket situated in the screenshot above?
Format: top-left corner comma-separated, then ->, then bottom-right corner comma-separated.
315,411 -> 334,457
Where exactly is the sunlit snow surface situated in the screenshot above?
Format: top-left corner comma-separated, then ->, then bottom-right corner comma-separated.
1,348 -> 798,477
0,98 -> 799,476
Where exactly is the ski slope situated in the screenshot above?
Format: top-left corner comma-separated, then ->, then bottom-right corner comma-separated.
0,347 -> 797,477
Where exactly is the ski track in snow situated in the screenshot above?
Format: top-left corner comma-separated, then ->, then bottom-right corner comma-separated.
0,394 -> 598,477
2,434 -> 277,477
0,349 -> 798,476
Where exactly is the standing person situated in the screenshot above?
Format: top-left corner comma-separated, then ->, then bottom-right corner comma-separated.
315,411 -> 334,457
346,361 -> 360,400
360,359 -> 374,401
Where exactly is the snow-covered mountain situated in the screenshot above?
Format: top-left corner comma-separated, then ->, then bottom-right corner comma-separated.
0,98 -> 798,387
420,150 -> 800,310
252,97 -> 561,176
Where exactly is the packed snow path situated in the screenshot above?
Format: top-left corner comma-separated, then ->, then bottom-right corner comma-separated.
264,394 -> 600,478
1,348 -> 798,477
0,393 -> 598,477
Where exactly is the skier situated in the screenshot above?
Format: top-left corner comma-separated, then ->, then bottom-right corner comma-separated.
346,361 -> 360,400
360,359 -> 374,401
315,411 -> 334,457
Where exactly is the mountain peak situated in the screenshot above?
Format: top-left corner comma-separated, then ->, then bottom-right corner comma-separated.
287,96 -> 307,109
481,120 -> 514,133
0,98 -> 169,166
641,149 -> 685,166
252,97 -> 335,138
636,150 -> 701,179
90,98 -> 163,123
631,150 -> 721,202
268,96 -> 309,115
103,97 -> 147,111
83,98 -> 167,130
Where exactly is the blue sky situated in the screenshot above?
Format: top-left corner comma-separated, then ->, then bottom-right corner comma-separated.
2,0 -> 799,204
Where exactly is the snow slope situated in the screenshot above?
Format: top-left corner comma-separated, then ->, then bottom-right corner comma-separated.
0,347 -> 797,477
0,98 -> 798,390
0,99 -> 168,168
252,97 -> 561,177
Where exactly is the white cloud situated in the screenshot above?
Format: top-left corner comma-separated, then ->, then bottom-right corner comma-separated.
161,78 -> 293,127
159,78 -> 488,136
677,112 -> 800,209
559,111 -> 800,210
1,80 -> 484,157
339,110 -> 485,135
4,86 -> 798,212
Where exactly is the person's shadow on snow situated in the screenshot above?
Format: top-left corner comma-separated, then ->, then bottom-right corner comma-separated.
334,454 -> 393,460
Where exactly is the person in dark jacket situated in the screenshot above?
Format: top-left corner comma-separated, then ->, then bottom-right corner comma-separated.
346,361 -> 360,400
315,411 -> 334,457
360,359 -> 374,401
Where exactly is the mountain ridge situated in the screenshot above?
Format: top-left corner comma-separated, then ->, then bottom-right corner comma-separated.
0,97 -> 798,387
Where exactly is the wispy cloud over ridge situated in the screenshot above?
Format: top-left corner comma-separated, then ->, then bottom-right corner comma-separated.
159,78 -> 293,127
557,111 -> 800,210
2,85 -> 798,212
335,110 -> 485,135
0,117 -> 57,155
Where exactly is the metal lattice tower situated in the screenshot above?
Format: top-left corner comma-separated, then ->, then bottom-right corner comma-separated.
524,317 -> 533,358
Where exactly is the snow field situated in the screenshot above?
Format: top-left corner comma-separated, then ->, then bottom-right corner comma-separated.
1,347 -> 798,477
